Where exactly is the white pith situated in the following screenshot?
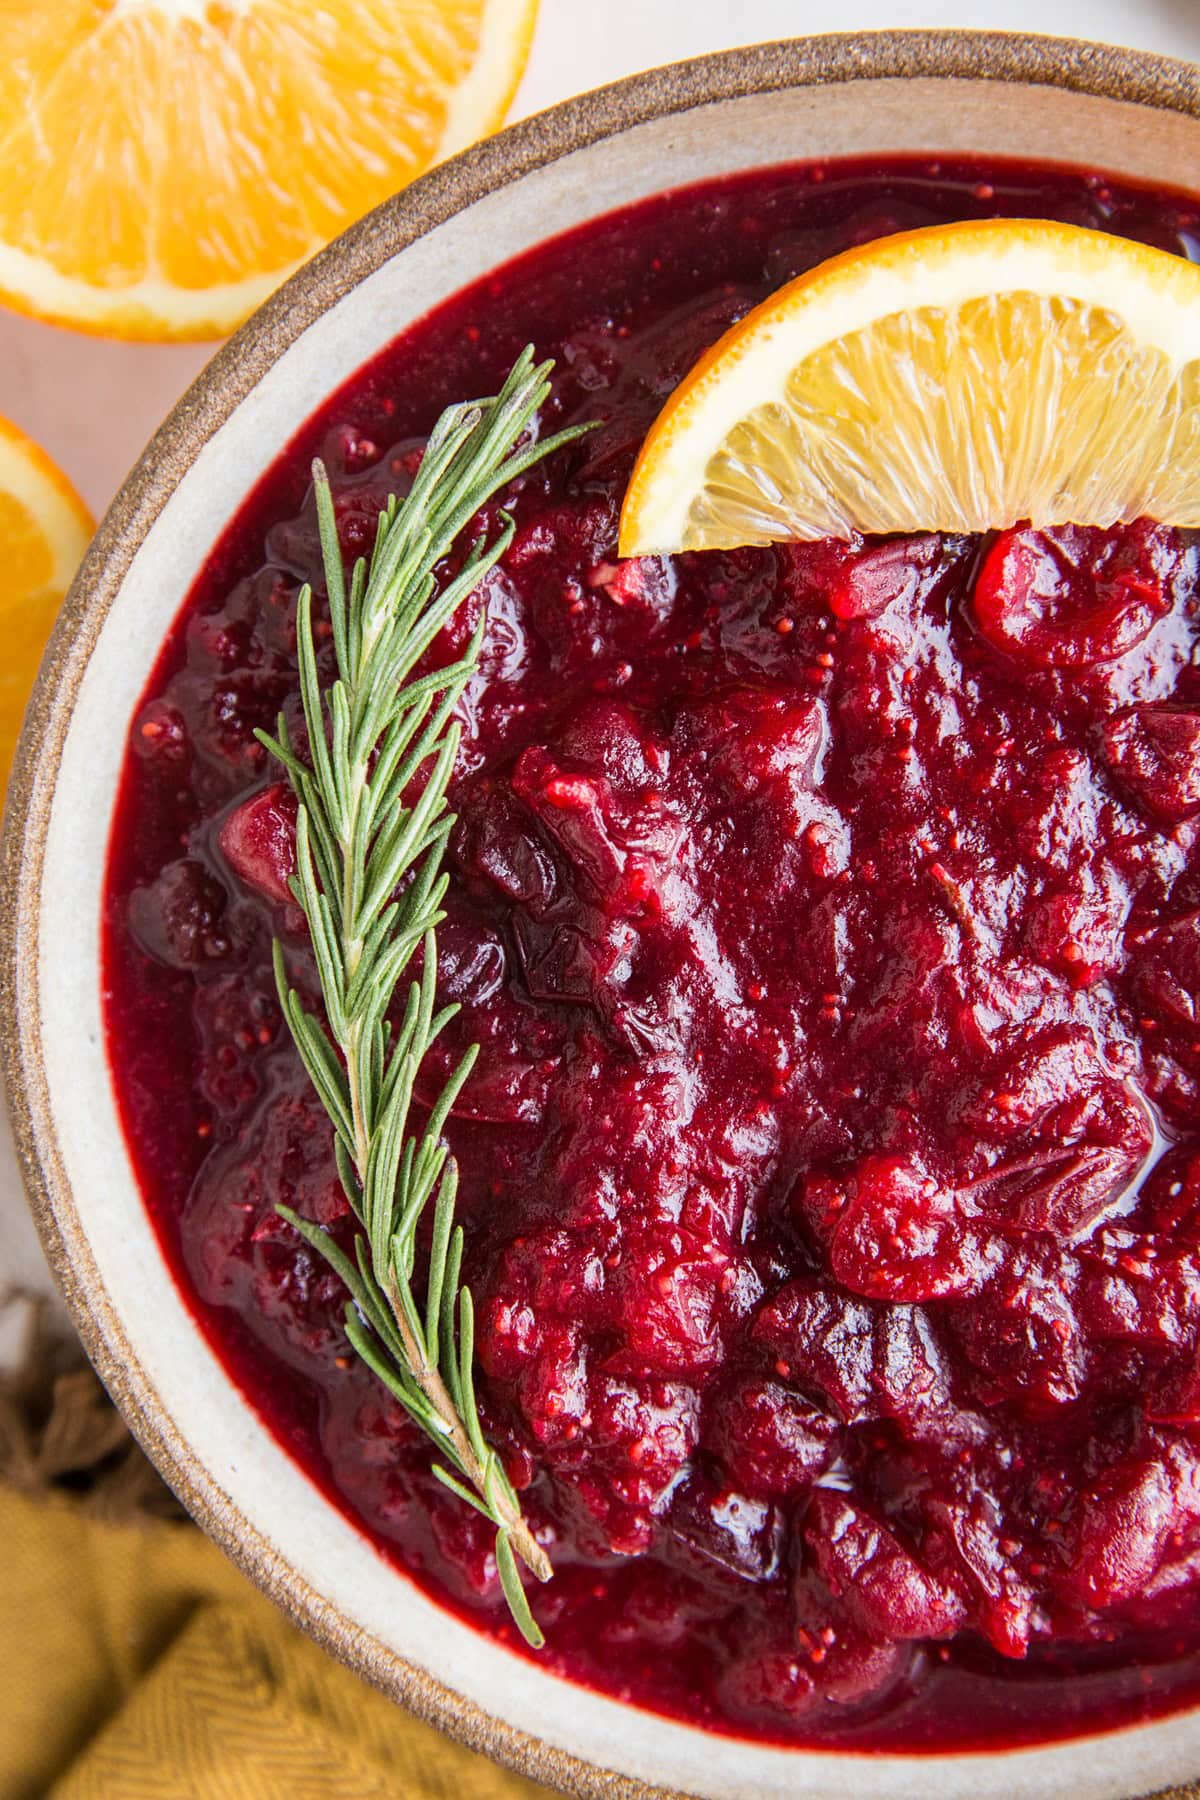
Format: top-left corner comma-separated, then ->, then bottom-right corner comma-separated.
110,0 -> 254,20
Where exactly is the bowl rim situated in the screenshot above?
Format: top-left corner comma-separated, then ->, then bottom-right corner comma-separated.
7,27 -> 1200,1799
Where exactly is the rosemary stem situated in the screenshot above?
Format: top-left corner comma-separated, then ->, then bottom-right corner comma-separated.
343,999 -> 548,1575
342,754 -> 371,1165
383,1274 -> 553,1583
259,349 -> 592,1647
344,1024 -> 371,1194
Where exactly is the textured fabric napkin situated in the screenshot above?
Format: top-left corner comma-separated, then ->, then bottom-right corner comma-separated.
0,1302 -> 553,1800
0,1480 -> 554,1798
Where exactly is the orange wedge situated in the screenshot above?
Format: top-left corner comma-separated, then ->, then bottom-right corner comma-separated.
619,219 -> 1200,555
0,418 -> 93,797
0,0 -> 537,342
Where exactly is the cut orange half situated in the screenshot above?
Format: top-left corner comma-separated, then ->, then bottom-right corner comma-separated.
619,219 -> 1200,556
0,418 -> 93,798
0,0 -> 537,342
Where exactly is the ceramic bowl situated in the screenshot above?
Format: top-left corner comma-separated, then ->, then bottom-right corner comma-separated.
7,30 -> 1200,1800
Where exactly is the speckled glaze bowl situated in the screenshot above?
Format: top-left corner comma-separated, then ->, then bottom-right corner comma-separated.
7,30 -> 1200,1800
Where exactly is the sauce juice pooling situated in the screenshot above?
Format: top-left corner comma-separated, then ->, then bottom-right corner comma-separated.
104,155 -> 1200,1750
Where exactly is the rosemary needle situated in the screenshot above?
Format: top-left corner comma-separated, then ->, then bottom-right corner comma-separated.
258,348 -> 589,1647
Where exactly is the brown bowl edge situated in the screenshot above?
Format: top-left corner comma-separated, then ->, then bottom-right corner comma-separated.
5,29 -> 1200,1800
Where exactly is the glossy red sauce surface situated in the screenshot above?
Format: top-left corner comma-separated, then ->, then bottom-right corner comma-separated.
103,155 -> 1200,1750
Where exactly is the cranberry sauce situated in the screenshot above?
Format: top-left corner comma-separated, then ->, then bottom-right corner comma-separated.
104,156 -> 1200,1751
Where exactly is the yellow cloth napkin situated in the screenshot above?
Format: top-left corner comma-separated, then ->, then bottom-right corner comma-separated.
0,1482 -> 553,1799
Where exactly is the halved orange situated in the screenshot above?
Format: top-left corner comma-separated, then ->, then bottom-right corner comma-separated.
0,0 -> 537,342
619,219 -> 1200,555
0,418 -> 93,798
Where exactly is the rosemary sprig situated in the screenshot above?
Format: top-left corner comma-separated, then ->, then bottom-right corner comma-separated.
257,348 -> 585,1647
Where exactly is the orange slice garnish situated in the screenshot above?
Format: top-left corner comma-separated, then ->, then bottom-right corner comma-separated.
619,219 -> 1200,554
0,0 -> 537,342
0,417 -> 93,796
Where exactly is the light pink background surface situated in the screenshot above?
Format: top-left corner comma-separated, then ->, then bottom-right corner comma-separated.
3,0 -> 1200,1342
